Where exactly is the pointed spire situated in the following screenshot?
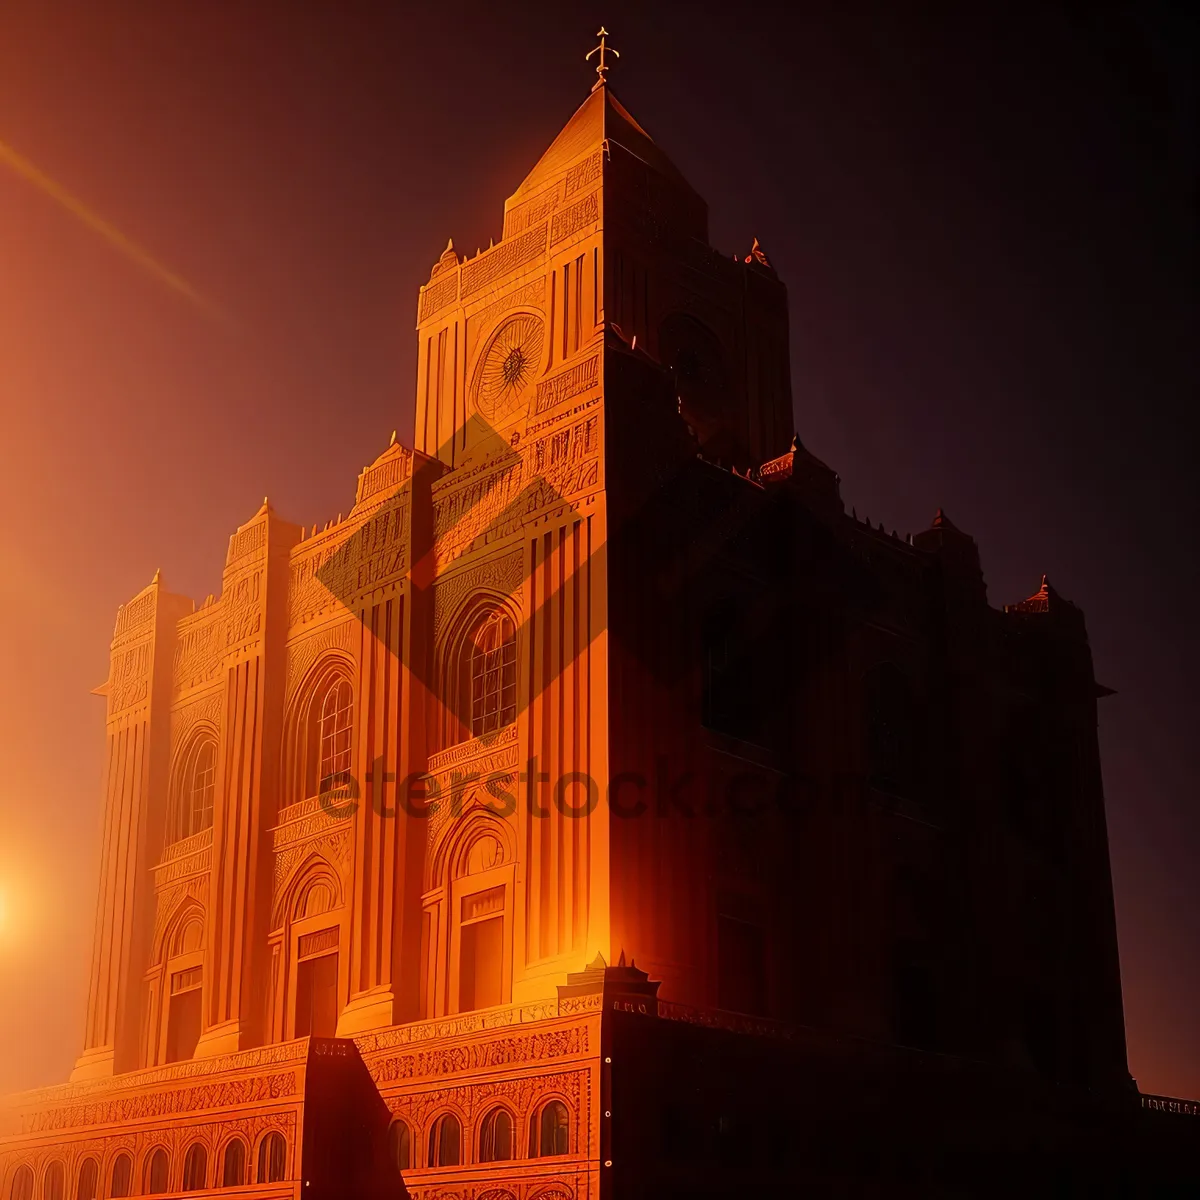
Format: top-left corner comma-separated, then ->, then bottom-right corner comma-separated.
931,507 -> 956,530
586,26 -> 620,91
389,429 -> 397,446
152,567 -> 162,584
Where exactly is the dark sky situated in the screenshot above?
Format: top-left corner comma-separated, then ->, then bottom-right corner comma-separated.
0,0 -> 1195,1098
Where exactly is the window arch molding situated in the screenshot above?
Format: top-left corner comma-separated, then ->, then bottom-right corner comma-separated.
271,852 -> 344,933
180,1142 -> 207,1192
141,1147 -> 170,1196
5,1165 -> 32,1200
425,1109 -> 464,1168
478,1104 -> 517,1162
428,810 -> 517,895
282,654 -> 356,807
268,853 -> 348,1043
167,726 -> 218,847
148,897 -> 206,1066
105,1152 -> 133,1199
386,1118 -> 412,1172
422,811 -> 518,1019
73,1156 -> 99,1200
527,1096 -> 572,1157
153,895 -> 205,967
255,1131 -> 287,1184
437,594 -> 519,750
218,1135 -> 248,1187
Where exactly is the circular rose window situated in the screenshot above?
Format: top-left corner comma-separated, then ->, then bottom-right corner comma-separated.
472,313 -> 545,424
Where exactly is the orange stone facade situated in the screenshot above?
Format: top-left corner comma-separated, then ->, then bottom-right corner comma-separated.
0,80 -> 797,1200
6,74 -> 1197,1200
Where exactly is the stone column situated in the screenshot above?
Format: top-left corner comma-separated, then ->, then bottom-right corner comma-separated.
72,572 -> 189,1080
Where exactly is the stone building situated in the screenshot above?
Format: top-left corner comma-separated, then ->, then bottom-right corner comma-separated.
2,53 -> 1196,1200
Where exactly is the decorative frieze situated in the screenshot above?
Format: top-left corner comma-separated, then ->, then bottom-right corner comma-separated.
550,192 -> 599,248
432,412 -> 600,569
461,225 -> 548,300
113,591 -> 155,644
534,355 -> 599,416
152,829 -> 212,888
226,521 -> 266,568
173,608 -> 224,691
365,1025 -> 587,1086
420,273 -> 460,323
108,641 -> 151,713
565,151 -> 602,198
19,1072 -> 299,1134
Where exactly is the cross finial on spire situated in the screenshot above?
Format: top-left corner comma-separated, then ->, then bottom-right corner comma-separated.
586,26 -> 619,91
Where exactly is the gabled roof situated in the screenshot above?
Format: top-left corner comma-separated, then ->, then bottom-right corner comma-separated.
507,83 -> 692,205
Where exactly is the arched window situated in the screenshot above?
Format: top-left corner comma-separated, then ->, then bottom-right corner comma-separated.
426,1112 -> 462,1167
221,1137 -> 247,1187
73,1159 -> 98,1200
286,664 -> 356,806
172,735 -> 217,843
7,1166 -> 32,1200
143,1148 -> 169,1196
108,1155 -> 132,1199
468,613 -> 516,739
43,1163 -> 65,1200
318,679 -> 353,793
528,1099 -> 570,1157
181,1144 -> 207,1192
256,1133 -> 286,1184
479,1106 -> 514,1162
387,1119 -> 411,1172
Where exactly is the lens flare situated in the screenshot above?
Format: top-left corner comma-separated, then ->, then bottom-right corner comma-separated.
0,136 -> 223,321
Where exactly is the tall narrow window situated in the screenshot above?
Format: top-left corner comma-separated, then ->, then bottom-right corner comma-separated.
6,1169 -> 31,1200
529,1100 -> 570,1157
458,885 -> 505,1011
426,1113 -> 462,1167
318,679 -> 353,794
43,1163 -> 64,1200
561,261 -> 571,360
294,928 -> 339,1038
108,1156 -> 132,1199
144,1150 -> 169,1197
181,1145 -> 206,1192
435,326 -> 448,438
172,735 -> 216,844
572,254 -> 585,352
74,1158 -> 98,1200
469,613 -> 516,738
221,1139 -> 247,1187
165,966 -> 202,1063
387,1120 -> 411,1171
256,1133 -> 286,1184
479,1107 -> 514,1162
